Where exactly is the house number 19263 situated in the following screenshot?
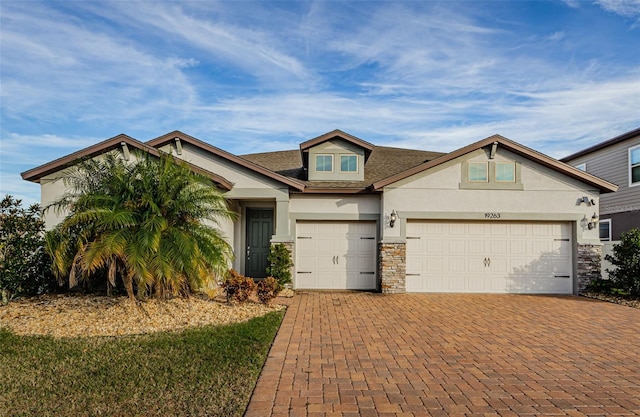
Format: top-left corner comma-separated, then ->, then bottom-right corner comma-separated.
485,212 -> 501,219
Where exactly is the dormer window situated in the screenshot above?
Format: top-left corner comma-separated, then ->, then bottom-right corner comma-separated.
304,135 -> 368,181
340,155 -> 358,172
315,154 -> 333,172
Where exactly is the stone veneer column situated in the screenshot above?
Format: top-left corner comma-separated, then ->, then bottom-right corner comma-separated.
576,244 -> 602,293
379,242 -> 406,294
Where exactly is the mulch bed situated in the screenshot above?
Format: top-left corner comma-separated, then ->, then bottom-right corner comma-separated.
0,292 -> 289,338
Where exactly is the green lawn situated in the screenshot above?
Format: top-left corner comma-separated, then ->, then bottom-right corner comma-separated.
0,310 -> 284,417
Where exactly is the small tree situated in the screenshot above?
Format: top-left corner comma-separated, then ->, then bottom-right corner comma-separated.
266,243 -> 293,288
605,228 -> 640,297
46,152 -> 236,300
0,195 -> 57,303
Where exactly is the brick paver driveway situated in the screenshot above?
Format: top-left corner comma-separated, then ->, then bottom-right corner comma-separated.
246,292 -> 640,416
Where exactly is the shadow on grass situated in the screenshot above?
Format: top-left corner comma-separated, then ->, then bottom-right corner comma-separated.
0,310 -> 285,417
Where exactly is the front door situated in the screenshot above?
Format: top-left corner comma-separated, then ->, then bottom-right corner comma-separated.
245,208 -> 274,279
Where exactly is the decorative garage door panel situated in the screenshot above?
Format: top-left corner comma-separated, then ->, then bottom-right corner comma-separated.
296,221 -> 377,290
406,221 -> 572,294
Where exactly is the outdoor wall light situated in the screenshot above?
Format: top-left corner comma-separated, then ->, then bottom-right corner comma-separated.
587,213 -> 599,230
389,210 -> 398,228
579,196 -> 596,206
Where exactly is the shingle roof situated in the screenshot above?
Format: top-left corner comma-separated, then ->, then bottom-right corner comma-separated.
241,146 -> 445,191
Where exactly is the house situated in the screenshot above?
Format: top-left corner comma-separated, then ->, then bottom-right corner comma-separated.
22,129 -> 617,294
560,127 -> 640,242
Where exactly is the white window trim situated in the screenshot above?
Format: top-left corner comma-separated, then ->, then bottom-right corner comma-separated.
315,154 -> 334,173
629,144 -> 640,187
468,162 -> 489,182
575,163 -> 586,171
599,218 -> 612,242
339,154 -> 358,173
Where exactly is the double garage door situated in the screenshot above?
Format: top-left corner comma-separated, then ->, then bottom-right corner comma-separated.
294,220 -> 573,294
296,221 -> 377,290
406,221 -> 573,294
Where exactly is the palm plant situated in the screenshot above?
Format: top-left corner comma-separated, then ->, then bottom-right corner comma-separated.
46,151 -> 235,300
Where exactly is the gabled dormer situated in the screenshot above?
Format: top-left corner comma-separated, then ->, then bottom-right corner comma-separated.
300,130 -> 374,182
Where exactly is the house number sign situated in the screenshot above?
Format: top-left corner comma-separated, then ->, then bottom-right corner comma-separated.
484,212 -> 501,219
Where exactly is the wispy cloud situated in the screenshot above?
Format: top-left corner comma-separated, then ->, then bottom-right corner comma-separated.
194,70 -> 639,158
77,1 -> 313,84
546,31 -> 566,41
561,0 -> 582,9
0,133 -> 103,164
0,2 -> 198,129
596,0 -> 640,17
0,172 -> 40,206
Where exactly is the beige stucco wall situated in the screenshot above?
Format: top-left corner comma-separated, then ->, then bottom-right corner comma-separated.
601,241 -> 619,279
289,194 -> 381,245
159,143 -> 289,195
381,148 -> 602,244
40,173 -> 71,230
289,194 -> 380,216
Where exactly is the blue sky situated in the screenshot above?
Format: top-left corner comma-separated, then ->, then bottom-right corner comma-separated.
1,0 -> 639,205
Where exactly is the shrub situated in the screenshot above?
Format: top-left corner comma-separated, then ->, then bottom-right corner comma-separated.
0,195 -> 58,304
266,243 -> 293,287
256,277 -> 282,305
221,270 -> 256,303
585,277 -> 613,294
605,228 -> 640,297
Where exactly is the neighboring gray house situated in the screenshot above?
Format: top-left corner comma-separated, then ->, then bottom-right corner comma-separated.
561,127 -> 640,242
22,129 -> 617,294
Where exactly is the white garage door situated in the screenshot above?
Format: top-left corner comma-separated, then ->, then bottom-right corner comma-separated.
406,221 -> 573,294
296,221 -> 377,290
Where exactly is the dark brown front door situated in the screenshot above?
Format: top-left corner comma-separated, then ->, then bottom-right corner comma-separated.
245,208 -> 273,279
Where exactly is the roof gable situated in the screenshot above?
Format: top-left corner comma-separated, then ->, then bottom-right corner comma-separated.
300,129 -> 374,152
299,130 -> 374,169
147,131 -> 305,191
372,134 -> 618,193
21,133 -> 234,191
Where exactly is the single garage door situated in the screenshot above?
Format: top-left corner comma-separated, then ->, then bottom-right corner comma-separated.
406,221 -> 573,294
296,221 -> 377,290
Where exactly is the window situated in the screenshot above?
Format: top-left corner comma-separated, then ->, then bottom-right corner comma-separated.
630,145 -> 640,186
575,163 -> 586,171
340,155 -> 357,172
315,154 -> 333,172
495,162 -> 515,182
468,162 -> 488,182
599,219 -> 611,241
